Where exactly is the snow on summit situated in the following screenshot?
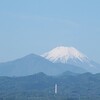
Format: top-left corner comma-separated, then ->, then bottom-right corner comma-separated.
42,46 -> 88,63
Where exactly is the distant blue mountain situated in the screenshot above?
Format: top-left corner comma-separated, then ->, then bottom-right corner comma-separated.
0,54 -> 86,76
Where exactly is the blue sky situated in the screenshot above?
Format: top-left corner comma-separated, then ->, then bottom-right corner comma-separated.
0,0 -> 100,63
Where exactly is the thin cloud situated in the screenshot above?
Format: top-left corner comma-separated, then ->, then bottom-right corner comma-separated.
1,12 -> 79,29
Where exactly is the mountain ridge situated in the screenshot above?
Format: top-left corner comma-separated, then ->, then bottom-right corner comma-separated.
0,46 -> 100,76
0,72 -> 100,99
0,53 -> 86,76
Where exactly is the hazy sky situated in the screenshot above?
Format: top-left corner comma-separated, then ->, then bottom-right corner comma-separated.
0,0 -> 100,63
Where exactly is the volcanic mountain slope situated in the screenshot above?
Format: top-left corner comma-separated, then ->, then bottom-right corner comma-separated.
42,46 -> 100,73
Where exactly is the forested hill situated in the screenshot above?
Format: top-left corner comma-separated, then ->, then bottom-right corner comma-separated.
0,72 -> 100,100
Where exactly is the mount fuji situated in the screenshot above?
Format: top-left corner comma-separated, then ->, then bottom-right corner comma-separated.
42,46 -> 88,64
42,46 -> 100,73
0,46 -> 100,76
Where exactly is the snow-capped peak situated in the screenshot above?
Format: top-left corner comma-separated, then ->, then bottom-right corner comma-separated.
42,46 -> 89,64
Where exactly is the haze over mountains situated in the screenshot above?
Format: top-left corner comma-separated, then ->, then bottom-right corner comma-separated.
0,46 -> 100,76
